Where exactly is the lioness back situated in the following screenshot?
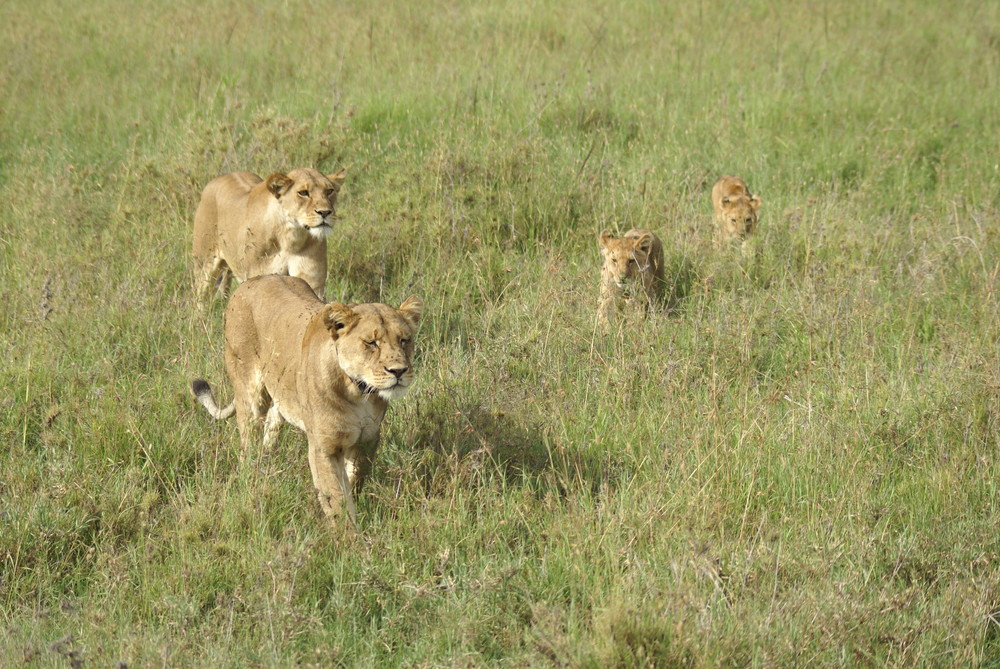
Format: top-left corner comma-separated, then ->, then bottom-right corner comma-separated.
711,175 -> 761,247
193,167 -> 346,303
597,228 -> 664,324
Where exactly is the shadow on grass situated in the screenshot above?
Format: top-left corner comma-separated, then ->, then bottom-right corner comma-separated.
392,397 -> 618,501
661,252 -> 701,315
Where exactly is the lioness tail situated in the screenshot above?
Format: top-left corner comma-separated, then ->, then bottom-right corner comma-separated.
190,379 -> 235,420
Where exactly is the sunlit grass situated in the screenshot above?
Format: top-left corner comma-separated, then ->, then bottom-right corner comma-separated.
1,0 -> 998,665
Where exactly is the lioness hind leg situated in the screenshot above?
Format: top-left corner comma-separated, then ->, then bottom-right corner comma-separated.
233,376 -> 270,451
234,402 -> 259,451
197,256 -> 229,305
262,404 -> 283,449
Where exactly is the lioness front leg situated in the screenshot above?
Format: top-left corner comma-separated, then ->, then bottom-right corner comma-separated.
288,254 -> 327,301
344,444 -> 374,495
307,435 -> 359,525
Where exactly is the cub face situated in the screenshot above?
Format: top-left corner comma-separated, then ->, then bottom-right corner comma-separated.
322,296 -> 423,401
599,229 -> 656,294
266,167 -> 347,239
719,194 -> 761,241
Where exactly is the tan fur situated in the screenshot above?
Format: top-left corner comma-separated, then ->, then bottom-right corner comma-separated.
597,228 -> 665,325
193,167 -> 346,302
711,175 -> 761,248
190,274 -> 422,526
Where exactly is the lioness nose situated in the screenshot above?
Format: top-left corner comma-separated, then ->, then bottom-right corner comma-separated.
386,366 -> 407,380
316,209 -> 332,219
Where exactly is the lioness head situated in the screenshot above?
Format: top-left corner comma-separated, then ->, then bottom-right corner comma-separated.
719,193 -> 761,240
266,168 -> 347,239
599,229 -> 656,293
322,296 -> 422,400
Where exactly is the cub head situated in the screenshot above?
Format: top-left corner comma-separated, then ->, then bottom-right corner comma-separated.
719,193 -> 761,240
266,167 -> 347,238
322,296 -> 423,400
599,229 -> 656,292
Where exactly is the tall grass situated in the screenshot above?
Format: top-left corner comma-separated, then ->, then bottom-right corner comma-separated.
2,0 -> 998,665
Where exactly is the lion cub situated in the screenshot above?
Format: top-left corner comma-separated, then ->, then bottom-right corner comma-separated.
193,167 -> 346,303
711,175 -> 761,249
597,228 -> 664,325
191,274 -> 422,526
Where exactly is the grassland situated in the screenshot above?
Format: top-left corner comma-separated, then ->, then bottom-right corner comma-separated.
2,0 -> 999,666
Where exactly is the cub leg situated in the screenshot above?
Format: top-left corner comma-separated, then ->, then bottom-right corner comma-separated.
597,283 -> 618,326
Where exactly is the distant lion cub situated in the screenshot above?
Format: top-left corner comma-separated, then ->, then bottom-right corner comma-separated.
193,167 -> 346,303
711,175 -> 761,248
597,228 -> 664,325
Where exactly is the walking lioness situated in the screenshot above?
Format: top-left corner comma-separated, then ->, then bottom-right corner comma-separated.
190,274 -> 422,526
193,167 -> 346,302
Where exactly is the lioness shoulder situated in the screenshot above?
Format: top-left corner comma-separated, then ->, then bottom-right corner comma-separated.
193,167 -> 346,302
597,228 -> 664,325
711,175 -> 761,248
190,274 -> 421,526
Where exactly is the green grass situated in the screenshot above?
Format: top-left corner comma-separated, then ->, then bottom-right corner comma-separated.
2,0 -> 999,665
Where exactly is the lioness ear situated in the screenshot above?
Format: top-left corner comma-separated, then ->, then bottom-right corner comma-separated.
327,168 -> 347,189
398,295 -> 423,328
266,173 -> 294,198
635,232 -> 654,254
599,229 -> 615,248
322,303 -> 360,338
749,194 -> 762,211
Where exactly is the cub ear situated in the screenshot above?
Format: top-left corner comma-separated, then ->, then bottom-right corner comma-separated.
398,295 -> 423,328
749,194 -> 762,211
266,173 -> 294,198
599,229 -> 615,248
635,231 -> 654,254
322,302 -> 360,339
327,168 -> 347,189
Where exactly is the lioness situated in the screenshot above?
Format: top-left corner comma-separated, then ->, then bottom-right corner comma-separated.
190,274 -> 422,526
711,175 -> 761,248
193,167 -> 346,302
597,228 -> 664,325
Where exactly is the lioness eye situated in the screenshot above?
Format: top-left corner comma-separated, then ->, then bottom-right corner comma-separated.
324,189 -> 334,197
365,340 -> 377,348
400,338 -> 410,346
298,189 -> 309,197
628,259 -> 636,265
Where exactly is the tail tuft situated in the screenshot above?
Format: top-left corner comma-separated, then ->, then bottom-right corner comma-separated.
189,378 -> 235,420
191,378 -> 211,398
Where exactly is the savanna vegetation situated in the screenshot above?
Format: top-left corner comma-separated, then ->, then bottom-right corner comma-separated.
2,0 -> 998,665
